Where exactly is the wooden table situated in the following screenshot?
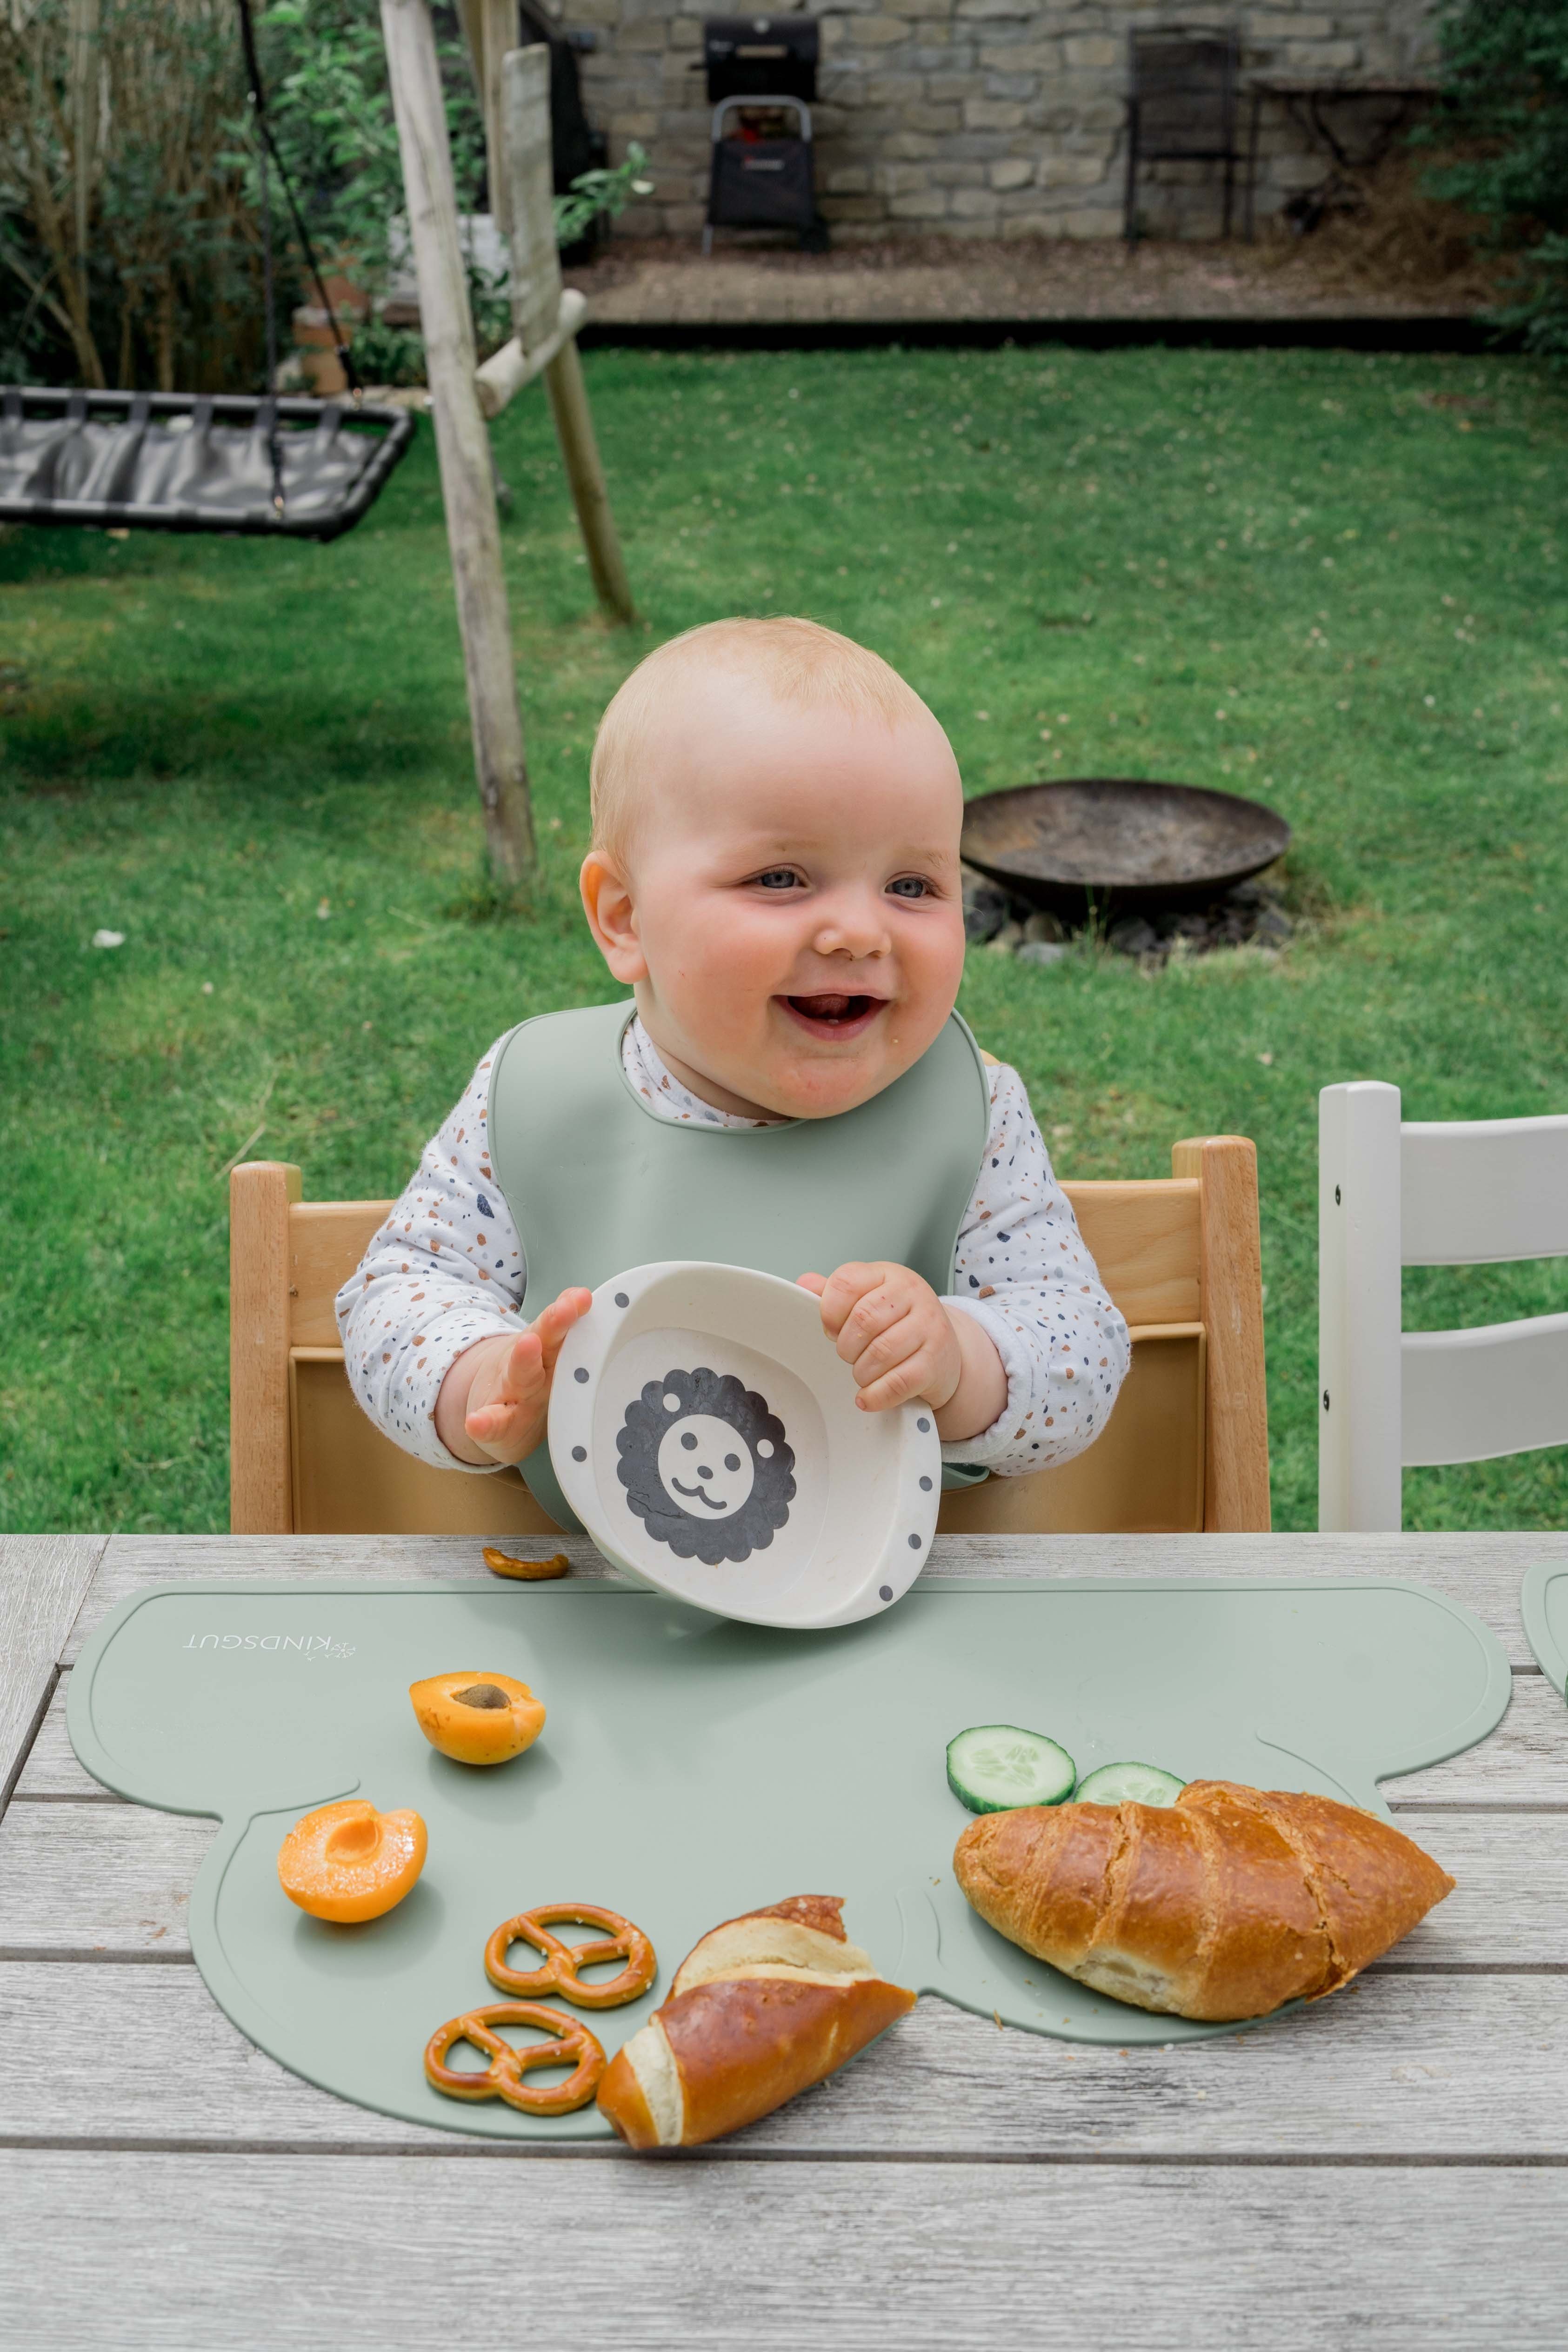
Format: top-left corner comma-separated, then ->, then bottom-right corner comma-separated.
5,1530 -> 1568,2347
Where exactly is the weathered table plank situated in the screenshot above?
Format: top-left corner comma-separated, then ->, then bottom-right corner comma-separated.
21,1664 -> 1568,1805
71,1529 -> 1568,1664
1,1797 -> 1557,1965
1389,1672 -> 1568,1805
2,1961 -> 1565,2159
0,1535 -> 106,1810
4,2152 -> 1565,2352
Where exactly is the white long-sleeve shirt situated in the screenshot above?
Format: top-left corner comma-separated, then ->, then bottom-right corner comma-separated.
337,1016 -> 1130,1479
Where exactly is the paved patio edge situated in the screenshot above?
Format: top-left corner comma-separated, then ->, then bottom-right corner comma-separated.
576,314 -> 1508,355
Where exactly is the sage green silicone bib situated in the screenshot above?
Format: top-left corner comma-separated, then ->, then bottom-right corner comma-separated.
488,1003 -> 992,1531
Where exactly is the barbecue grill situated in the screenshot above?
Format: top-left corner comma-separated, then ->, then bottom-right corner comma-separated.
702,13 -> 817,101
701,14 -> 824,253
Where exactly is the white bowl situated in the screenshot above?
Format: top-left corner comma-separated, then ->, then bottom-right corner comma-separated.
548,1261 -> 943,1629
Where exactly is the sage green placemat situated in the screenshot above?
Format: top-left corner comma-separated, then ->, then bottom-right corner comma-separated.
1521,1564 -> 1568,1697
67,1575 -> 1508,2140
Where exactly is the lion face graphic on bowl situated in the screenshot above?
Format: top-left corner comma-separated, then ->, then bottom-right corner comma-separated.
615,1368 -> 796,1565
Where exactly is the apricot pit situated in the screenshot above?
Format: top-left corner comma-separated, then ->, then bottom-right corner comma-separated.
410,1670 -> 546,1766
277,1798 -> 427,1923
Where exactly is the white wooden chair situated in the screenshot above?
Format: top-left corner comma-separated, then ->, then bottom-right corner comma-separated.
1318,1081 -> 1568,1530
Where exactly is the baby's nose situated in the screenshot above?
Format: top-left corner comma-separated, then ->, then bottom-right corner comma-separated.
813,913 -> 891,958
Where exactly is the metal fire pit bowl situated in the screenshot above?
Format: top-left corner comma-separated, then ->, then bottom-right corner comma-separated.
961,777 -> 1291,920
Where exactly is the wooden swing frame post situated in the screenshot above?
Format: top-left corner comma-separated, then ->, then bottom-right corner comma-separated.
458,0 -> 513,192
379,0 -> 535,889
478,33 -> 635,625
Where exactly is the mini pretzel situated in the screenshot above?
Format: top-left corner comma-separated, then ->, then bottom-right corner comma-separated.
482,1547 -> 569,1582
423,2002 -> 606,2116
483,1903 -> 657,2010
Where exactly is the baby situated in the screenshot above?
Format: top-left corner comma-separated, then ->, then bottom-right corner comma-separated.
338,617 -> 1129,1521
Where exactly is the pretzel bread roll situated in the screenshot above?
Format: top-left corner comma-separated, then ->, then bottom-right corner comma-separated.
597,1895 -> 915,2149
954,1780 -> 1454,2022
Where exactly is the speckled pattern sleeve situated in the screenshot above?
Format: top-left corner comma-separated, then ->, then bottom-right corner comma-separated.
335,1037 -> 525,1474
337,1025 -> 1129,1478
941,1062 -> 1131,1476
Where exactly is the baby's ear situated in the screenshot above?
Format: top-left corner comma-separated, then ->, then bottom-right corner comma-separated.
580,851 -> 647,983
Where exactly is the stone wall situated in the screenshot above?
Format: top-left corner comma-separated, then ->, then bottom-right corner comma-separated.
564,0 -> 1437,242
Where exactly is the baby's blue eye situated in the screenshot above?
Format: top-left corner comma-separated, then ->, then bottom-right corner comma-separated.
756,869 -> 799,890
888,876 -> 929,900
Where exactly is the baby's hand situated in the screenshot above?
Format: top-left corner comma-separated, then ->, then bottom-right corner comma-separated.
797,1261 -> 963,1415
445,1289 -> 593,1465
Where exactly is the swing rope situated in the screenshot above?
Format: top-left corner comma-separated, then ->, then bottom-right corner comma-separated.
236,0 -> 363,515
254,101 -> 283,512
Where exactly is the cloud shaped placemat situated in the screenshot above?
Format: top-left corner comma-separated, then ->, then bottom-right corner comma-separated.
1521,1564 -> 1568,1699
68,1575 -> 1509,2139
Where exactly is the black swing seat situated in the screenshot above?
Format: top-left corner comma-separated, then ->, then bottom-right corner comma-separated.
0,387 -> 415,542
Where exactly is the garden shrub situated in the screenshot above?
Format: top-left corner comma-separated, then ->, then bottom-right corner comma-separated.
0,0 -> 647,394
0,0 -> 260,391
1426,0 -> 1568,358
241,0 -> 500,361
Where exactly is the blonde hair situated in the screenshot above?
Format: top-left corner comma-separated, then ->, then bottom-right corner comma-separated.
589,616 -> 938,862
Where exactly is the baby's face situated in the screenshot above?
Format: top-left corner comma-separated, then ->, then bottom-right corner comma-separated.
587,672 -> 967,1120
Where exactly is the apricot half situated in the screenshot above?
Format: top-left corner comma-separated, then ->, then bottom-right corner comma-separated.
410,1671 -> 546,1766
278,1799 -> 427,1923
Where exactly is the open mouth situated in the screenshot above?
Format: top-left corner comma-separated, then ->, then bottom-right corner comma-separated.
779,992 -> 887,1041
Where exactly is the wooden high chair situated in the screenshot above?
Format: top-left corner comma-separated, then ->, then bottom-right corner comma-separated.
230,1135 -> 1270,1539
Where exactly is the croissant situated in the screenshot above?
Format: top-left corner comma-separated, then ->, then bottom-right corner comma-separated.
596,1895 -> 915,2148
954,1780 -> 1455,2022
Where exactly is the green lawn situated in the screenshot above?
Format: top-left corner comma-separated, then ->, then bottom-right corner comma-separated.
3,342 -> 1567,1537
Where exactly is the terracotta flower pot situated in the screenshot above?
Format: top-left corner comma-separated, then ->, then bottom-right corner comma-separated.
291,265 -> 369,397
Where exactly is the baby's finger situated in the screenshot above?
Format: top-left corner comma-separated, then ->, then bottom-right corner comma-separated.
465,1398 -> 520,1442
846,1308 -> 924,1389
835,1283 -> 912,1366
465,1392 -> 538,1450
494,1329 -> 544,1402
533,1287 -> 594,1372
795,1272 -> 827,1296
815,1261 -> 885,1338
854,1345 -> 941,1414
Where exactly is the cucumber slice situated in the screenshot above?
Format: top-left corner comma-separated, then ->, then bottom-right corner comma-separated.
1074,1761 -> 1186,1808
946,1724 -> 1076,1814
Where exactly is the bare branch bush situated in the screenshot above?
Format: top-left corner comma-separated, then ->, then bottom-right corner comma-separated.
0,0 -> 260,390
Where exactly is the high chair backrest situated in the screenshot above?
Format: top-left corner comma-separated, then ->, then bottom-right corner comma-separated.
1319,1080 -> 1568,1531
231,1133 -> 1270,1540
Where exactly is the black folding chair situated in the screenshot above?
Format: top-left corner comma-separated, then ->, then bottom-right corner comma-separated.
1123,25 -> 1241,243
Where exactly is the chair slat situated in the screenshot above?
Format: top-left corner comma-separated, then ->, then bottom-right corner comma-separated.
1401,1314 -> 1568,1467
288,1354 -> 559,1535
1060,1179 -> 1201,1327
1402,1116 -> 1568,1268
289,1201 -> 394,1347
938,1326 -> 1204,1535
290,1188 -> 1202,1348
